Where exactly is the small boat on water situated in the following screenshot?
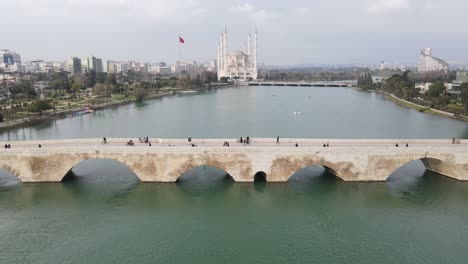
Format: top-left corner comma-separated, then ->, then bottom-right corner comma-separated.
293,111 -> 302,115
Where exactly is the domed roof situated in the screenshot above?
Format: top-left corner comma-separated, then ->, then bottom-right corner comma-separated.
235,50 -> 246,56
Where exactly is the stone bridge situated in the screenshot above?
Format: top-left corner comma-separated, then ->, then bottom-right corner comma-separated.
0,138 -> 467,182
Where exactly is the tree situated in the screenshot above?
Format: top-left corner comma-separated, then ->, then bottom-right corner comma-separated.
71,83 -> 84,96
0,113 -> 3,122
461,82 -> 468,111
86,69 -> 97,88
357,72 -> 373,90
427,81 -> 446,98
135,88 -> 146,103
29,100 -> 53,114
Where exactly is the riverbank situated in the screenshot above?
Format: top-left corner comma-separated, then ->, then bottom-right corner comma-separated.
0,83 -> 239,133
359,88 -> 468,122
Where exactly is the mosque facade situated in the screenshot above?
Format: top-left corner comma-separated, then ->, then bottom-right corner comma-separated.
217,29 -> 257,81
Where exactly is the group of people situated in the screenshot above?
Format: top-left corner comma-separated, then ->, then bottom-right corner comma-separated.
4,144 -> 11,149
240,136 -> 250,144
126,140 -> 135,146
139,137 -> 150,143
223,141 -> 230,147
395,143 -> 409,147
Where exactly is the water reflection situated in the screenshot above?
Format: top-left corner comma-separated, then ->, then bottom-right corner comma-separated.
177,165 -> 234,195
61,159 -> 140,203
0,169 -> 21,192
288,165 -> 342,193
386,160 -> 468,204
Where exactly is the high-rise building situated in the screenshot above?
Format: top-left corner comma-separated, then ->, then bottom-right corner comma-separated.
217,29 -> 258,80
67,57 -> 82,74
82,56 -> 104,73
107,61 -> 129,74
417,48 -> 449,72
0,49 -> 22,72
1,49 -> 21,65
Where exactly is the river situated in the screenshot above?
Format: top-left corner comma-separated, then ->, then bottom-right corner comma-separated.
1,86 -> 468,263
1,85 -> 467,141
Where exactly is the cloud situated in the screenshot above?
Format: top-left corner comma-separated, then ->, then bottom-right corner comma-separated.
290,7 -> 310,16
231,3 -> 255,13
249,9 -> 279,23
423,2 -> 438,10
367,0 -> 410,14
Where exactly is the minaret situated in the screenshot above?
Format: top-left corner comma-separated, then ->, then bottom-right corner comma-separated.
219,34 -> 224,71
247,33 -> 251,58
254,29 -> 257,72
217,41 -> 220,72
223,28 -> 227,73
243,42 -> 246,54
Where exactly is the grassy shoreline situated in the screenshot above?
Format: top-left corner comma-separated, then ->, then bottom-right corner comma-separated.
0,83 -> 238,133
376,90 -> 468,122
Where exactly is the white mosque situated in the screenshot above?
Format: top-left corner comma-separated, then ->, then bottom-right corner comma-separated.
217,29 -> 258,81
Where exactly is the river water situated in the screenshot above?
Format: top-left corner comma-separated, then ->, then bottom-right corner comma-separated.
1,86 -> 468,263
1,85 -> 467,140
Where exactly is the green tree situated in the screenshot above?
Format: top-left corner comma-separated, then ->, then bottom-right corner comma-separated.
461,82 -> 468,111
427,81 -> 445,98
0,113 -> 3,122
29,100 -> 53,114
86,69 -> 97,88
72,83 -> 84,95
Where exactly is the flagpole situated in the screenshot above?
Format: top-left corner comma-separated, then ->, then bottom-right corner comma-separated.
178,36 -> 181,64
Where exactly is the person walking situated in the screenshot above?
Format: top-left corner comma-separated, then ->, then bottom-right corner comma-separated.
276,136 -> 280,144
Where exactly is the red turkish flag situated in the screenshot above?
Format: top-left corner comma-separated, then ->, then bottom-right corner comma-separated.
179,36 -> 185,44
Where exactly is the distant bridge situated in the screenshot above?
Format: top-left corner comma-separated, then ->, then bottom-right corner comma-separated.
248,81 -> 355,87
1,138 -> 467,183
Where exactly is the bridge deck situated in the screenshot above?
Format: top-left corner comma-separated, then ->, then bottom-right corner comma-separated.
1,138 -> 467,183
1,138 -> 466,149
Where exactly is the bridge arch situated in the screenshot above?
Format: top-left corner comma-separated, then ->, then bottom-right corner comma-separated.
176,164 -> 234,183
61,158 -> 142,182
287,164 -> 344,182
254,171 -> 267,182
385,157 -> 459,181
0,163 -> 21,181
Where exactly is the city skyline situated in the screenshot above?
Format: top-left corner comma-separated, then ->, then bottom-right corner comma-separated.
1,0 -> 468,65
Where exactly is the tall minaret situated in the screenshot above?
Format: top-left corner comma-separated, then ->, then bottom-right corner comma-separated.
219,34 -> 224,71
217,40 -> 220,72
223,28 -> 227,72
254,28 -> 257,72
243,42 -> 246,54
247,33 -> 251,58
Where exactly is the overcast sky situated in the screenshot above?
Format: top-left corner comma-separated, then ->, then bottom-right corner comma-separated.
1,0 -> 467,66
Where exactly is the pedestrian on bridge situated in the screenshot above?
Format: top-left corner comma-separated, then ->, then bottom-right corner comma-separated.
276,136 -> 280,144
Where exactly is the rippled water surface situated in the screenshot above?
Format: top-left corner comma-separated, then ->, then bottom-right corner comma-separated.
1,85 -> 467,141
